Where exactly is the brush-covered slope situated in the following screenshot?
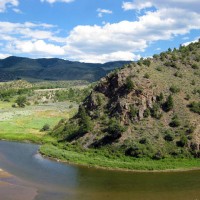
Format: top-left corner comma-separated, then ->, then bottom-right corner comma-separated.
0,57 -> 129,82
53,40 -> 200,159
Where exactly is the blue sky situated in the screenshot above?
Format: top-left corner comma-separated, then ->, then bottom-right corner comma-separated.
0,0 -> 200,63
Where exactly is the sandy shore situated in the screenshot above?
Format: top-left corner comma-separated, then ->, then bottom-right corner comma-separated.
0,169 -> 38,200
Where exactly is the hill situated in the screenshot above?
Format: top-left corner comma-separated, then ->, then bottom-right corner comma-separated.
0,57 -> 129,82
52,40 -> 200,160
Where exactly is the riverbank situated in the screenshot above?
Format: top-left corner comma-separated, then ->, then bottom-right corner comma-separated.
0,169 -> 37,200
40,144 -> 200,172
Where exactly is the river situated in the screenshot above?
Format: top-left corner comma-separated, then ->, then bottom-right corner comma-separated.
0,141 -> 200,200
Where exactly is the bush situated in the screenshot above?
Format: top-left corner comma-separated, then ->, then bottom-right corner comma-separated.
191,63 -> 199,69
143,59 -> 151,67
15,95 -> 27,107
151,103 -> 162,119
169,115 -> 181,127
170,85 -> 180,93
144,73 -> 150,79
188,101 -> 200,114
176,135 -> 188,147
130,105 -> 139,118
126,76 -> 134,91
164,130 -> 174,141
163,95 -> 174,112
41,124 -> 50,132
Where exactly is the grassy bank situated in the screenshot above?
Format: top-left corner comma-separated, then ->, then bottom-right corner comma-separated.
40,144 -> 200,171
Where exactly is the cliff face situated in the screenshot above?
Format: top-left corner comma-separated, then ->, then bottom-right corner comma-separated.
53,40 -> 200,159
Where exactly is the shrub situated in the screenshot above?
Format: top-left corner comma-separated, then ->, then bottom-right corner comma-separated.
151,103 -> 162,119
188,101 -> 200,114
41,124 -> 50,132
191,63 -> 199,69
107,118 -> 126,136
15,95 -> 27,107
143,59 -> 151,67
130,105 -> 139,118
126,76 -> 134,91
169,115 -> 181,127
164,130 -> 174,141
144,73 -> 150,79
143,108 -> 150,118
170,85 -> 180,93
176,135 -> 188,147
163,95 -> 174,112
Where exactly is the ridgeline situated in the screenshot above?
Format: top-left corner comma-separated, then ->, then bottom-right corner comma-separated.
49,40 -> 200,164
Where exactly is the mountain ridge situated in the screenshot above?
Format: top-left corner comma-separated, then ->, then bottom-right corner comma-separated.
0,56 -> 130,82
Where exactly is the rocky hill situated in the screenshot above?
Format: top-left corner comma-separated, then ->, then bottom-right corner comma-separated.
0,57 -> 129,82
52,40 -> 200,159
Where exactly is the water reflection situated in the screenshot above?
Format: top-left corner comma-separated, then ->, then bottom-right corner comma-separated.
0,141 -> 200,200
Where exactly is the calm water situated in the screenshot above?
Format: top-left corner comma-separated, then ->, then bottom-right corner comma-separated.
0,141 -> 200,200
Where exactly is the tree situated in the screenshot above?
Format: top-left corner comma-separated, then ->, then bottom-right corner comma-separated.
15,95 -> 27,107
126,76 -> 134,91
79,105 -> 92,133
163,95 -> 174,112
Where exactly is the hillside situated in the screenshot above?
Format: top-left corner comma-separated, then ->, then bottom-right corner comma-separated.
52,40 -> 200,160
0,57 -> 129,82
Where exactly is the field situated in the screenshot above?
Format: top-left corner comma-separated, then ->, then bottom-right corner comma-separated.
0,80 -> 82,143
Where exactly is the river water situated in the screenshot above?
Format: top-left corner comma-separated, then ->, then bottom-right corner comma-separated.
0,141 -> 200,200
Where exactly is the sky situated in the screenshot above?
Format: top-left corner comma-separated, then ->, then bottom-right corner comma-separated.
0,0 -> 200,63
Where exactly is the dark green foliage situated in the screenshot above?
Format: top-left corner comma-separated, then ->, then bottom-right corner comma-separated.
191,63 -> 199,69
174,71 -> 183,78
107,118 -> 126,136
144,73 -> 150,79
40,124 -> 50,132
169,115 -> 181,127
143,59 -> 151,67
170,85 -> 180,93
157,92 -> 164,103
188,101 -> 200,114
130,105 -> 139,118
164,130 -> 174,141
177,135 -> 188,147
151,103 -> 162,119
15,95 -> 27,107
143,108 -> 150,118
125,76 -> 134,91
55,87 -> 91,103
163,95 -> 174,112
78,105 -> 93,134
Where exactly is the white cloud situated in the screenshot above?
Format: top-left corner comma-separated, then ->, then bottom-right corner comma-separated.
1,1 -> 200,63
0,0 -> 19,12
122,1 -> 152,11
97,8 -> 113,18
41,0 -> 74,4
9,40 -> 65,56
122,0 -> 200,12
0,53 -> 11,59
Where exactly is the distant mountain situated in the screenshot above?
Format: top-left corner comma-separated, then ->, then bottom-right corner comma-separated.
0,56 -> 130,82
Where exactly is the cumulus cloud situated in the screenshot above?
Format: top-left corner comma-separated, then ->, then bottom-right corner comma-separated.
40,0 -> 74,4
1,0 -> 200,63
0,0 -> 19,12
10,40 -> 65,56
97,8 -> 113,18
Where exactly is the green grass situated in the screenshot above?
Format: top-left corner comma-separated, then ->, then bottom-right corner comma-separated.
0,101 -> 76,144
40,144 -> 200,171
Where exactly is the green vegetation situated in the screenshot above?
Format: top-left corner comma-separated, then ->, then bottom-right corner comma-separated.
188,101 -> 200,114
40,144 -> 200,171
